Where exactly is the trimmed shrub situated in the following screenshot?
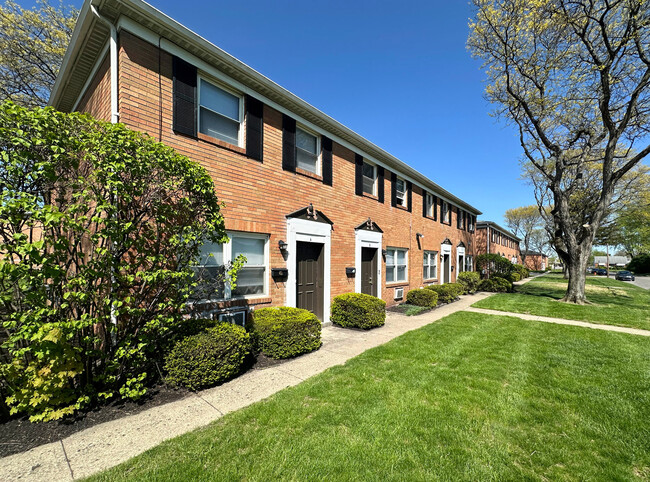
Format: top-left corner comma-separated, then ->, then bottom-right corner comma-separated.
426,284 -> 461,304
248,307 -> 321,359
512,264 -> 530,279
628,254 -> 650,274
331,293 -> 386,329
478,279 -> 498,292
164,323 -> 251,390
406,288 -> 438,308
510,272 -> 521,282
457,272 -> 480,294
492,276 -> 513,292
476,253 -> 514,279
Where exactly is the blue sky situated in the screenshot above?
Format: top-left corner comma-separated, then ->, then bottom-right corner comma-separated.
54,0 -> 529,223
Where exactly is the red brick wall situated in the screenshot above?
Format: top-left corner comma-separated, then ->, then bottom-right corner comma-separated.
79,30 -> 478,310
524,254 -> 547,270
475,226 -> 521,264
76,54 -> 111,122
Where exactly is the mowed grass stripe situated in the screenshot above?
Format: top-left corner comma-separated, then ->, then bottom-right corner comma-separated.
88,312 -> 650,482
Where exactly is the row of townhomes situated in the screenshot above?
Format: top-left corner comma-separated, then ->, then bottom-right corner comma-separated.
475,221 -> 521,265
50,0 -> 521,324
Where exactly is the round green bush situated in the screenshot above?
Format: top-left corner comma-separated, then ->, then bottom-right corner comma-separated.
406,288 -> 438,308
510,272 -> 521,282
513,263 -> 530,279
164,323 -> 251,390
331,293 -> 386,329
457,271 -> 480,294
426,284 -> 461,304
492,276 -> 513,292
248,307 -> 321,359
478,279 -> 497,292
628,254 -> 650,274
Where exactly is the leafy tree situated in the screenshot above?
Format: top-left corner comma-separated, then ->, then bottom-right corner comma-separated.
0,0 -> 77,107
504,205 -> 546,261
0,102 -> 231,421
469,0 -> 650,304
610,174 -> 650,256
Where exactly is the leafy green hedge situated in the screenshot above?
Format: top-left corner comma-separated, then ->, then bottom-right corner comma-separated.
476,253 -> 514,279
478,277 -> 512,293
426,283 -> 463,304
457,272 -> 480,294
628,254 -> 650,274
512,264 -> 530,279
164,323 -> 251,390
406,288 -> 438,308
248,307 -> 321,359
331,293 -> 386,329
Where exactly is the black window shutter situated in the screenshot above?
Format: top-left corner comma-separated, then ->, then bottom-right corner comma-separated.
322,136 -> 333,186
407,181 -> 412,212
282,114 -> 296,172
355,154 -> 363,196
245,95 -> 263,161
457,208 -> 461,229
422,191 -> 428,217
433,196 -> 438,221
391,172 -> 397,207
172,56 -> 197,137
377,166 -> 384,203
440,201 -> 444,223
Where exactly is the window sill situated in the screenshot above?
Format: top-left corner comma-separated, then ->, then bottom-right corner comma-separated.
424,215 -> 437,221
197,132 -> 247,155
394,204 -> 408,211
424,278 -> 438,283
362,192 -> 378,200
187,296 -> 272,310
386,281 -> 409,288
295,167 -> 323,181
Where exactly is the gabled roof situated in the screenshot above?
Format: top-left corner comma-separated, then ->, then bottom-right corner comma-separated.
50,0 -> 482,216
476,221 -> 521,242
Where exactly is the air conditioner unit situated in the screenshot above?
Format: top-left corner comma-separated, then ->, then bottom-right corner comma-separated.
394,287 -> 404,300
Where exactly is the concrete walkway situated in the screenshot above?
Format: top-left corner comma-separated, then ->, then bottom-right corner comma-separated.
0,292 -> 492,482
465,306 -> 650,337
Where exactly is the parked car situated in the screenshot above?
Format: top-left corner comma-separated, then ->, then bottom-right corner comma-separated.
615,270 -> 635,281
587,267 -> 597,274
595,268 -> 608,276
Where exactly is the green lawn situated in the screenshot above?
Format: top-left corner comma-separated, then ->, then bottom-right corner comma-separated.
473,274 -> 650,330
89,312 -> 650,481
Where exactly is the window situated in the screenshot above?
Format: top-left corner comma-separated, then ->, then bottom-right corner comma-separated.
199,78 -> 242,145
465,256 -> 473,272
425,193 -> 435,218
423,251 -> 438,280
362,161 -> 376,195
192,232 -> 268,301
296,126 -> 320,174
386,248 -> 407,283
218,310 -> 247,327
491,230 -> 496,243
468,215 -> 475,232
457,210 -> 464,229
442,201 -> 450,224
395,177 -> 406,207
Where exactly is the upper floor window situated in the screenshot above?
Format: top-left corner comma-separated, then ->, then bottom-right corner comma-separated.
199,78 -> 242,146
425,193 -> 435,218
296,126 -> 320,175
395,177 -> 406,207
362,161 -> 377,195
468,215 -> 475,232
442,201 -> 451,224
386,247 -> 407,283
457,210 -> 464,229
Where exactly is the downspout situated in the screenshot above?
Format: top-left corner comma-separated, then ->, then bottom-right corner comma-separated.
91,4 -> 119,124
91,4 -> 119,330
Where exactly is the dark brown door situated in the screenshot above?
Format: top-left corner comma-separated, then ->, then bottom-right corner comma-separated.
443,254 -> 450,283
361,247 -> 378,296
296,241 -> 324,321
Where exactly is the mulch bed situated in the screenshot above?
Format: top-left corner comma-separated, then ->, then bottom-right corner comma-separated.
0,355 -> 289,459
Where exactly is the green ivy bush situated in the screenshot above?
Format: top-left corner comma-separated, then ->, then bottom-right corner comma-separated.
164,323 -> 251,390
406,288 -> 438,308
248,307 -> 321,359
0,102 -> 228,421
457,272 -> 480,294
331,293 -> 386,329
426,284 -> 462,304
476,253 -> 514,279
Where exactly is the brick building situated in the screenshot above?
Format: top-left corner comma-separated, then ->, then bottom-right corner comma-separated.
522,251 -> 548,271
475,221 -> 521,265
50,0 -> 481,324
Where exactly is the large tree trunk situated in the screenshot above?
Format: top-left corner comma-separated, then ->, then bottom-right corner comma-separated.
562,250 -> 590,303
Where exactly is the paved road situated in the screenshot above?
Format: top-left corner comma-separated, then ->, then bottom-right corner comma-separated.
629,275 -> 650,290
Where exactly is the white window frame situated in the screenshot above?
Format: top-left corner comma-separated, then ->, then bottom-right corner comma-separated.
423,250 -> 438,280
295,125 -> 321,175
425,193 -> 435,217
442,201 -> 450,224
386,247 -> 408,283
465,255 -> 474,272
395,177 -> 407,207
197,75 -> 244,147
362,160 -> 377,196
194,231 -> 269,302
468,215 -> 474,232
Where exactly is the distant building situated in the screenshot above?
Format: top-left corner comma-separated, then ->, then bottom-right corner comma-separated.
594,256 -> 630,267
522,251 -> 548,271
476,221 -> 521,264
